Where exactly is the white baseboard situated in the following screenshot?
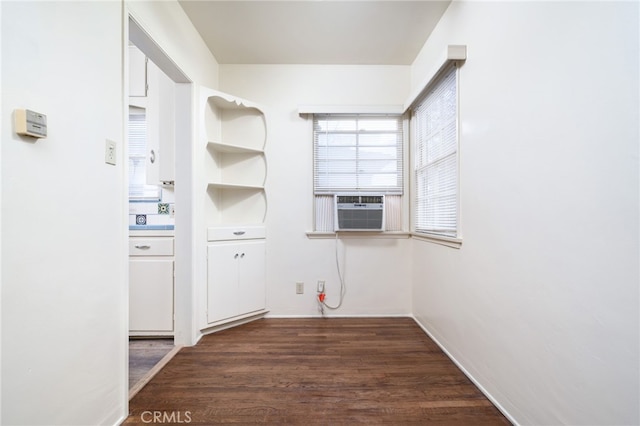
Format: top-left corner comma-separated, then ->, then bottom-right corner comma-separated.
107,404 -> 129,426
265,313 -> 413,319
200,310 -> 269,336
410,315 -> 519,426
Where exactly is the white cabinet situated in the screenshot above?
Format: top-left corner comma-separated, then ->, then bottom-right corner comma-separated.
207,240 -> 265,324
129,237 -> 174,336
146,60 -> 175,185
129,45 -> 147,97
127,47 -> 175,185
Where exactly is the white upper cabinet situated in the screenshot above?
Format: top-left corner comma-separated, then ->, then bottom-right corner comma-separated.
129,45 -> 147,98
146,60 -> 175,185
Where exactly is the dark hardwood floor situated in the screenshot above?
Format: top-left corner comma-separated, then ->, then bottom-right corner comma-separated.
124,317 -> 511,425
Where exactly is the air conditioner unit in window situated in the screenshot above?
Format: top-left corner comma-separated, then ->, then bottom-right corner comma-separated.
334,194 -> 385,231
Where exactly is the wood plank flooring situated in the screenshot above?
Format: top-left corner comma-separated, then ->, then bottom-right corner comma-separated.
129,339 -> 175,390
124,318 -> 511,425
129,338 -> 181,400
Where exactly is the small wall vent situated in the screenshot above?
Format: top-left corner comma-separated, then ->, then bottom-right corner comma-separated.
334,194 -> 385,231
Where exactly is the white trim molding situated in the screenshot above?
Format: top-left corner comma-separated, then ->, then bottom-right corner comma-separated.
404,44 -> 467,112
411,232 -> 463,249
298,105 -> 404,116
306,231 -> 411,239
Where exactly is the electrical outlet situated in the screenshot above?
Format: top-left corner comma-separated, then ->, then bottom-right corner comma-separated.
105,139 -> 116,165
296,282 -> 304,294
317,280 -> 325,293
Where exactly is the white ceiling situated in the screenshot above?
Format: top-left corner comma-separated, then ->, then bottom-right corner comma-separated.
178,1 -> 451,65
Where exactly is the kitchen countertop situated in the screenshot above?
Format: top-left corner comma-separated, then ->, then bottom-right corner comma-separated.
129,224 -> 174,231
129,227 -> 175,237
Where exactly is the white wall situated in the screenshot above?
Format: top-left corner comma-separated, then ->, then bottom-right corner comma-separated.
1,1 -> 221,424
220,65 -> 413,317
0,2 -> 4,422
410,2 -> 639,425
1,2 -> 126,424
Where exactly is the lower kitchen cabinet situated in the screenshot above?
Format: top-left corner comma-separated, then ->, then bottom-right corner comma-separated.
129,237 -> 174,336
207,240 -> 265,324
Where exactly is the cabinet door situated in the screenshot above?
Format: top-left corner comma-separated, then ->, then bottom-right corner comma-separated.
146,60 -> 175,185
238,240 -> 266,314
129,46 -> 147,97
207,243 -> 240,323
207,240 -> 266,324
129,259 -> 174,332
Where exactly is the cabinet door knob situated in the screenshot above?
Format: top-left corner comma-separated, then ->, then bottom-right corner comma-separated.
234,253 -> 239,259
135,245 -> 151,250
233,231 -> 246,236
149,149 -> 156,164
240,253 -> 245,258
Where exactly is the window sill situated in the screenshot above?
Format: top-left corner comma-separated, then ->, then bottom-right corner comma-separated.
306,231 -> 412,240
305,231 -> 462,248
411,232 -> 462,249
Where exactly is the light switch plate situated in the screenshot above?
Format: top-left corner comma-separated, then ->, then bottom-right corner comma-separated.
105,139 -> 116,165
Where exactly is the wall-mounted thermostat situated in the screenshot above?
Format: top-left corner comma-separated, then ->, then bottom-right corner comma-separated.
15,109 -> 47,138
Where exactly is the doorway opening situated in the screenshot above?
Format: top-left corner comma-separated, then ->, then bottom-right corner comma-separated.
126,15 -> 194,397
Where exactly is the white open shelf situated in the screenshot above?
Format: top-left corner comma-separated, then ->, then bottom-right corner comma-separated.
204,97 -> 266,153
208,141 -> 264,154
202,88 -> 268,228
207,182 -> 264,190
206,185 -> 267,226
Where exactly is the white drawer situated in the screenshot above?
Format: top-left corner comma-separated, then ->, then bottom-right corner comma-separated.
129,238 -> 174,256
207,226 -> 265,241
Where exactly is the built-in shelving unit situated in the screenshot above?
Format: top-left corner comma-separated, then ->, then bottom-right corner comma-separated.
201,87 -> 268,329
203,90 -> 267,228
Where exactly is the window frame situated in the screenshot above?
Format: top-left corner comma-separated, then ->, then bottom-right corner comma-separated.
310,113 -> 408,235
410,63 -> 462,247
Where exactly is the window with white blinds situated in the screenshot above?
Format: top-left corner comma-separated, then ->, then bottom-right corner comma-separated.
312,114 -> 404,232
313,114 -> 403,194
413,65 -> 458,237
129,107 -> 161,200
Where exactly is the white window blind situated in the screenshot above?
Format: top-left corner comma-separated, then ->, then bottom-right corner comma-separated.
413,65 -> 458,237
313,114 -> 403,194
129,107 -> 161,200
315,194 -> 335,232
